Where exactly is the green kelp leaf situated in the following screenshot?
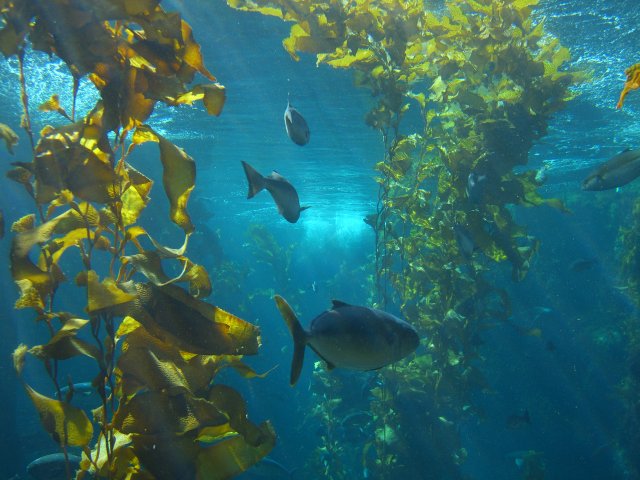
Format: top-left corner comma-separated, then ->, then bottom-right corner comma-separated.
24,384 -> 93,446
127,283 -> 260,356
196,421 -> 276,480
28,317 -> 100,361
132,433 -> 200,480
86,270 -> 136,313
0,122 -> 18,153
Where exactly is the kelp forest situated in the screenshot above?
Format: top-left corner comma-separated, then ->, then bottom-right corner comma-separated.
1,1 -> 274,479
1,0 -> 640,479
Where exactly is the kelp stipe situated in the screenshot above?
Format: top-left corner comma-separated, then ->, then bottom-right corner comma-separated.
227,0 -> 584,477
2,1 -> 274,478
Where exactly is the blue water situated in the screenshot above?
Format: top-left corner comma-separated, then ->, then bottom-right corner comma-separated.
1,0 -> 640,479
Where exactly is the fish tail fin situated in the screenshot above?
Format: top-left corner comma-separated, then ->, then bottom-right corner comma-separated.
241,161 -> 265,198
274,294 -> 307,386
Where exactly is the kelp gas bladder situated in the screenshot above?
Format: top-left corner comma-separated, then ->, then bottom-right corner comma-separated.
2,1 -> 274,478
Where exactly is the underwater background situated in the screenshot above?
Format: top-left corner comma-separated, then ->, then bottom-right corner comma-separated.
0,0 -> 639,479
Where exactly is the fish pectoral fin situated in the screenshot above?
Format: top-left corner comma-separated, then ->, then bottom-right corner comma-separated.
300,206 -> 311,212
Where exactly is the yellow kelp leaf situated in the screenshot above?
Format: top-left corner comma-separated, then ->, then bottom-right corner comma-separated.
28,317 -> 100,361
513,0 -> 539,12
24,384 -> 93,446
38,94 -> 70,119
157,134 -> 196,233
225,361 -> 277,379
128,283 -> 260,355
45,190 -> 74,218
121,181 -> 147,226
226,0 -> 286,19
12,214 -> 35,233
86,270 -> 136,313
325,48 -> 374,68
115,315 -> 142,342
53,202 -> 101,235
196,421 -> 276,480
183,263 -> 212,298
0,122 -> 19,153
114,390 -> 227,436
209,385 -> 267,445
118,346 -> 190,395
14,279 -> 45,311
10,215 -> 66,297
429,76 -> 447,102
197,424 -> 236,443
126,163 -> 153,200
174,83 -> 226,116
127,124 -> 159,157
122,251 -> 188,287
199,83 -> 227,116
181,20 -> 216,81
80,430 -> 133,479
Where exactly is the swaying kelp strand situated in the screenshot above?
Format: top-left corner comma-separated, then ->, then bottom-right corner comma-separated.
227,0 -> 583,477
2,1 -> 273,478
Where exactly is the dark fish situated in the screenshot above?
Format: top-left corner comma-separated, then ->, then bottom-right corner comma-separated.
274,295 -> 420,385
582,148 -> 640,190
466,172 -> 487,203
569,258 -> 598,272
284,100 -> 310,146
506,409 -> 531,429
453,223 -> 477,258
27,453 -> 81,480
241,161 -> 309,223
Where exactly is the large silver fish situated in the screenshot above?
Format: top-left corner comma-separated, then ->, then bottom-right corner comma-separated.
274,295 -> 420,385
27,453 -> 81,480
582,148 -> 640,190
241,161 -> 309,223
284,101 -> 310,146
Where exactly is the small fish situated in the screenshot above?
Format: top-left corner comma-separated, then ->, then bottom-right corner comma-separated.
274,295 -> 420,385
569,258 -> 598,272
506,409 -> 531,429
466,172 -> 487,203
453,223 -> 477,259
59,381 -> 111,399
311,281 -> 317,293
582,148 -> 640,191
26,453 -> 81,480
241,161 -> 309,223
284,99 -> 310,146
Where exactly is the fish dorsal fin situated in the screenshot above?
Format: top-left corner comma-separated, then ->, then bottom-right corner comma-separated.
331,300 -> 351,309
270,171 -> 286,181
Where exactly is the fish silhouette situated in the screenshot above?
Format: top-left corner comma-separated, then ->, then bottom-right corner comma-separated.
284,99 -> 310,146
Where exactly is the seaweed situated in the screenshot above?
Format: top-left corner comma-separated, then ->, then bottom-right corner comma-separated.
2,1 -> 273,478
228,0 -> 583,477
